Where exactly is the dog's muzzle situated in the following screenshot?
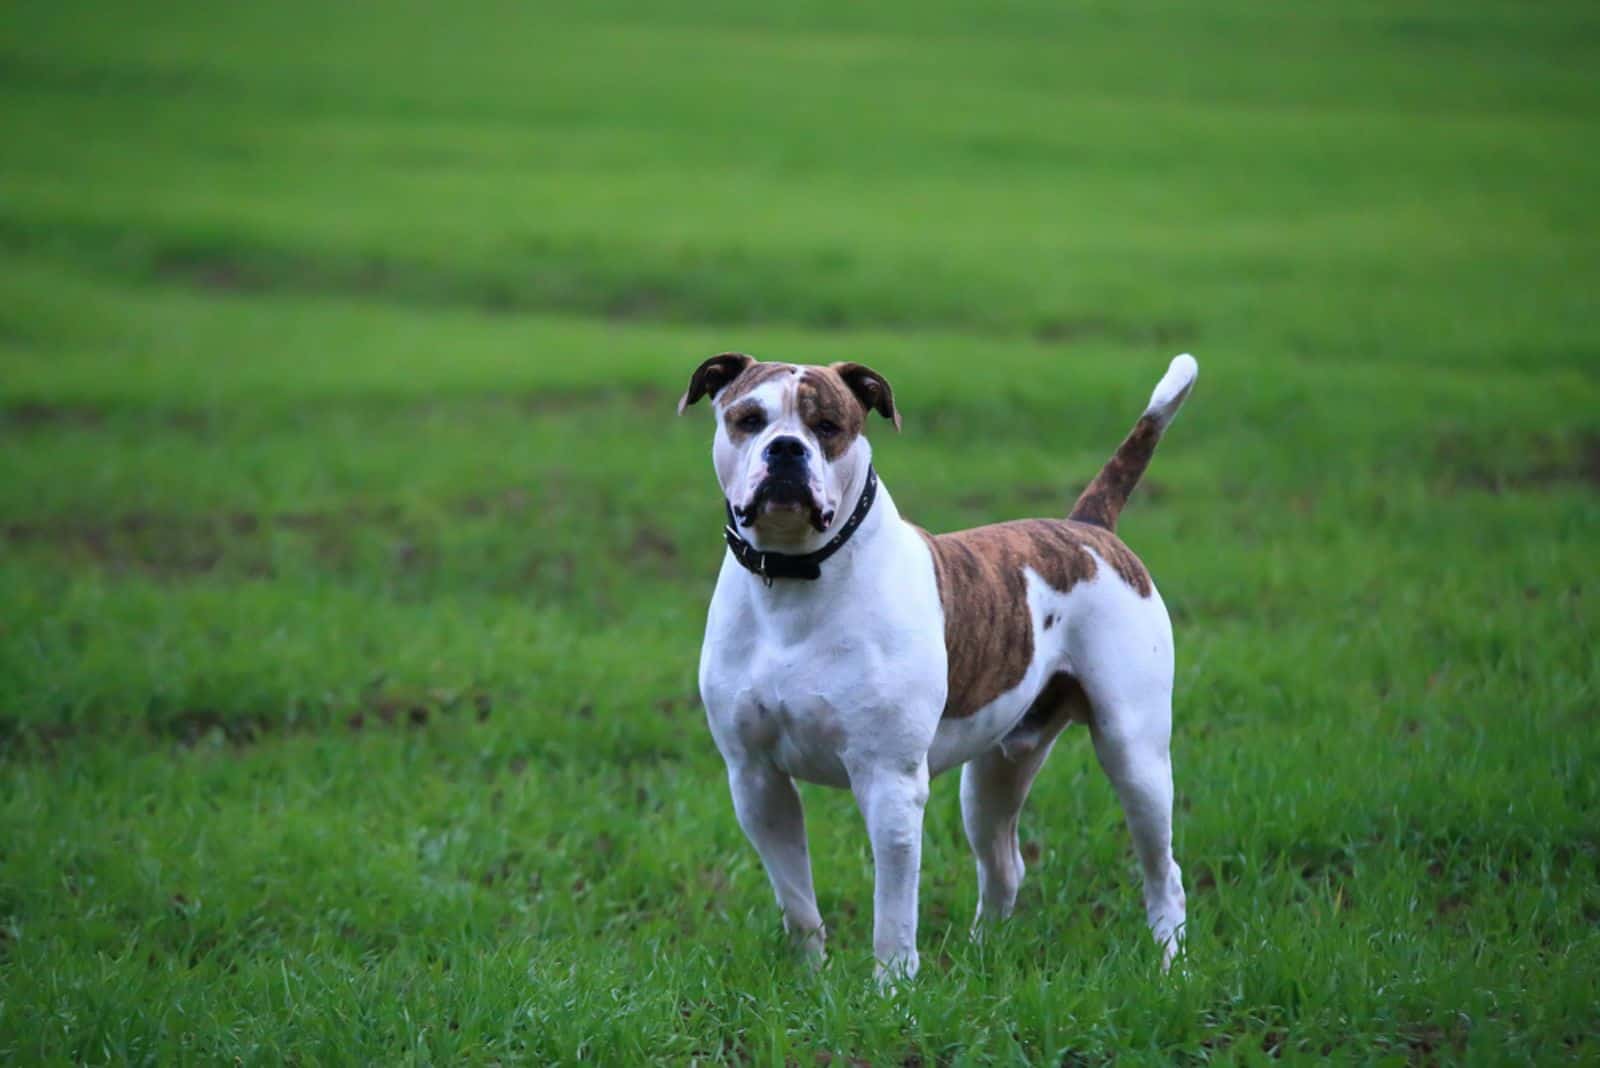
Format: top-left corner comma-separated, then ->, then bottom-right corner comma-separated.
736,475 -> 832,533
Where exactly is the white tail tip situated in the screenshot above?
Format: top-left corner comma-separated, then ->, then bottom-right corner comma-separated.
1145,353 -> 1198,428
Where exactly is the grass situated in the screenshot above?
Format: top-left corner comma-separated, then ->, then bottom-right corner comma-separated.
1,0 -> 1597,1062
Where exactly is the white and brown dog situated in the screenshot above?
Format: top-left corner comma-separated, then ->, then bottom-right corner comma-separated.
678,353 -> 1197,981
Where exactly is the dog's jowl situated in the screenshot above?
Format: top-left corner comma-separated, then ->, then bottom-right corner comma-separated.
679,354 -> 1198,982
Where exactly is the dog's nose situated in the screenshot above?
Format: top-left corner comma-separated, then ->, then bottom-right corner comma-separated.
763,436 -> 808,465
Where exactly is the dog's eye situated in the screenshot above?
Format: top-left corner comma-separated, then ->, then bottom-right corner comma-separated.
734,412 -> 765,433
814,420 -> 841,438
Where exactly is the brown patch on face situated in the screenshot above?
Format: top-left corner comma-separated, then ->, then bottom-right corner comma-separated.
797,367 -> 865,460
721,398 -> 767,447
1068,415 -> 1162,531
918,519 -> 1152,719
715,361 -> 796,408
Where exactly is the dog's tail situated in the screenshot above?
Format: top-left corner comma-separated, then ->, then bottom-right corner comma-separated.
1068,354 -> 1198,531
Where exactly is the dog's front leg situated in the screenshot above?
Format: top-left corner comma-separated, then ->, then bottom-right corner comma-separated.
726,760 -> 826,962
850,759 -> 930,985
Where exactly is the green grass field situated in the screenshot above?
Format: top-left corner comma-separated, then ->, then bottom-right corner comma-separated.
2,1 -> 1597,1062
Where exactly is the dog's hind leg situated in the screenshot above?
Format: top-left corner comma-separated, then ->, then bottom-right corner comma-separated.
961,677 -> 1085,929
961,743 -> 1053,928
1086,697 -> 1186,968
1072,587 -> 1187,968
727,761 -> 826,962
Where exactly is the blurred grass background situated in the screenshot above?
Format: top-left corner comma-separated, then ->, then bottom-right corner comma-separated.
1,1 -> 1597,1063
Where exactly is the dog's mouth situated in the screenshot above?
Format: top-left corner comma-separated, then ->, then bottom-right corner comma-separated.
735,477 -> 832,534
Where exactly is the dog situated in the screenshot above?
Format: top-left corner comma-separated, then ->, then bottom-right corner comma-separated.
678,352 -> 1196,981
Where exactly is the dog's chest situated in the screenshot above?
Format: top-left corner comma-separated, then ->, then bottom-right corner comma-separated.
701,553 -> 947,786
704,627 -> 888,787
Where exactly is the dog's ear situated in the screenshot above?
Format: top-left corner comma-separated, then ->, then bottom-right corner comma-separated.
831,362 -> 901,430
678,353 -> 756,414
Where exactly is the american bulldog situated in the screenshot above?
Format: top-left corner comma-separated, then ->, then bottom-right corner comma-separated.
678,353 -> 1197,981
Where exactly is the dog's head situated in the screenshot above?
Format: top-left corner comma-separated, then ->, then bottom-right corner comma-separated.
678,354 -> 899,548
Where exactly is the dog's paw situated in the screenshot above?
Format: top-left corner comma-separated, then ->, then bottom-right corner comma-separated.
872,951 -> 919,995
790,924 -> 827,970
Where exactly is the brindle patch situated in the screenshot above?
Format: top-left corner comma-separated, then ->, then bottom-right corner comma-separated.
796,367 -> 865,460
721,398 -> 767,447
715,361 -> 797,408
1069,415 -> 1162,530
919,519 -> 1152,719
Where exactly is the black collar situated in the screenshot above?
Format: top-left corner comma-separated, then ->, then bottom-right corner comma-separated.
724,466 -> 878,586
